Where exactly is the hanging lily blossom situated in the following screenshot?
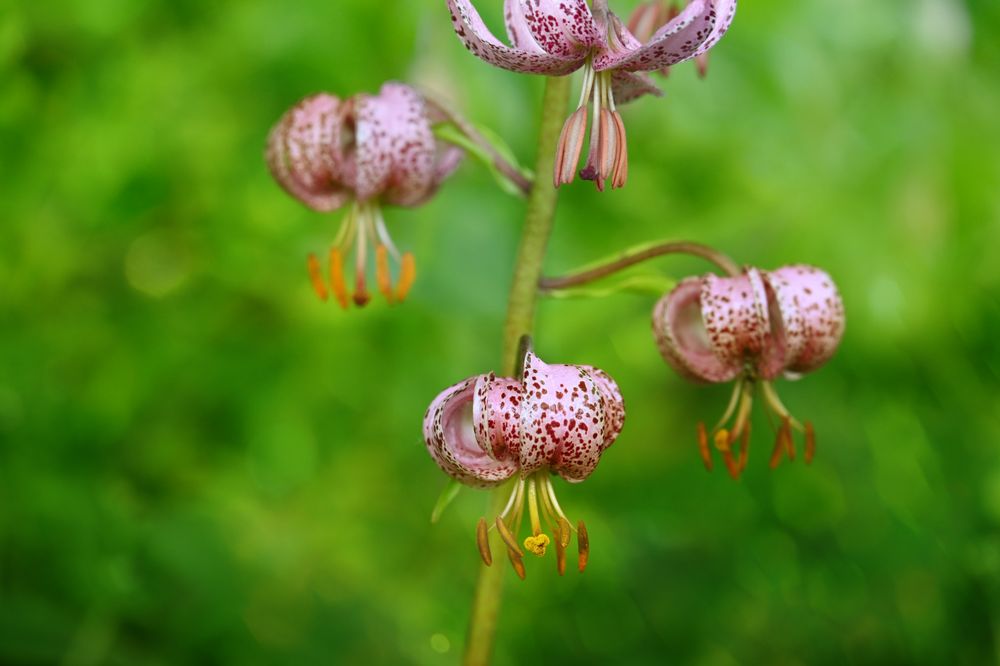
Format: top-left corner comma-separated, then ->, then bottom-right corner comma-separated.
445,0 -> 736,190
266,83 -> 463,307
652,265 -> 845,479
423,349 -> 625,577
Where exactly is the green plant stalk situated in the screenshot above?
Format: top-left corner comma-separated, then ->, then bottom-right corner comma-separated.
462,74 -> 571,666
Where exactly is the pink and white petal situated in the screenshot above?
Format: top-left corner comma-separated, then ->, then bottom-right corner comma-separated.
504,0 -> 544,52
610,70 -> 662,105
355,83 -> 436,206
447,0 -> 585,75
580,365 -> 626,446
652,278 -> 742,383
594,0 -> 715,73
767,265 -> 845,374
433,144 -> 465,189
518,352 -> 608,482
518,0 -> 603,58
424,377 -> 520,488
692,0 -> 736,58
700,269 -> 771,373
266,94 -> 352,212
472,374 -> 524,461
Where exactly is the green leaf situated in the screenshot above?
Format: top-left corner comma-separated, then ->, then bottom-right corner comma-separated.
542,273 -> 677,300
430,479 -> 463,524
434,123 -> 533,198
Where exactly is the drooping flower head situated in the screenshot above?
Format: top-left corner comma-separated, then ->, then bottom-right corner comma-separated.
266,83 -> 463,307
423,346 -> 625,577
446,0 -> 736,190
652,265 -> 845,478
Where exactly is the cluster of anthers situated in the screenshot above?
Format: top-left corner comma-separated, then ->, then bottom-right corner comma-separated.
423,343 -> 624,577
266,83 -> 463,307
446,0 -> 736,189
652,265 -> 846,478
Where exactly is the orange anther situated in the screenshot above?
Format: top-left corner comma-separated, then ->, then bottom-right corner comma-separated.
577,521 -> 590,573
769,428 -> 785,469
507,549 -> 526,580
805,421 -> 816,464
738,423 -> 751,472
610,111 -> 628,190
784,419 -> 796,462
476,517 -> 493,567
375,245 -> 395,304
495,516 -> 524,559
396,252 -> 416,302
328,248 -> 349,309
697,422 -> 713,471
307,253 -> 328,302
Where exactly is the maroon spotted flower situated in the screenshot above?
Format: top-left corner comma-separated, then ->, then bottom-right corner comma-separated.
652,265 -> 845,478
423,349 -> 625,577
266,83 -> 463,307
445,0 -> 736,189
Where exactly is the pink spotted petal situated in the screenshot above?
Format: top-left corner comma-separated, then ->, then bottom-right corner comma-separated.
700,268 -> 774,373
652,277 -> 743,383
265,93 -> 352,212
518,352 -> 610,483
447,0 -> 586,75
433,144 -> 465,191
354,83 -> 437,206
767,265 -> 845,374
611,70 -> 662,105
423,377 -> 520,488
692,0 -> 736,58
504,0 -> 545,52
594,0 -> 716,73
473,374 -> 524,461
580,365 -> 626,446
517,0 -> 603,58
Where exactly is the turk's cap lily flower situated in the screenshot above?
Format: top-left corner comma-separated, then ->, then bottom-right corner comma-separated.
266,83 -> 463,307
423,348 -> 625,577
446,0 -> 736,189
651,264 -> 845,478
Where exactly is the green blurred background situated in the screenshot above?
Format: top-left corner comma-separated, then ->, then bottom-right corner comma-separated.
2,0 -> 1000,663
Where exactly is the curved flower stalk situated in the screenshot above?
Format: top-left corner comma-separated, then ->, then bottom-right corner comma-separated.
445,0 -> 736,189
266,83 -> 463,307
652,265 -> 845,479
423,348 -> 625,577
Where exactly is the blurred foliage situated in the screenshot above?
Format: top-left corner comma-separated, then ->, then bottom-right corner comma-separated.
2,0 -> 1000,664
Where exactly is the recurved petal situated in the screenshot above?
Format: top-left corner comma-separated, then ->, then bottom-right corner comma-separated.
652,277 -> 743,383
594,0 -> 716,73
701,268 -> 772,372
518,0 -> 603,57
610,70 -> 662,105
424,377 -> 520,488
265,93 -> 352,212
473,373 -> 524,462
354,83 -> 436,206
447,0 -> 587,75
692,0 -> 736,58
580,365 -> 626,446
504,0 -> 544,52
767,265 -> 845,374
518,352 -> 610,483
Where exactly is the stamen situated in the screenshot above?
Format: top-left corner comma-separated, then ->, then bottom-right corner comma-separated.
507,548 -> 527,580
577,521 -> 590,573
737,422 -> 751,473
713,380 -> 745,433
372,207 -> 401,261
476,517 -> 493,566
721,434 -> 742,480
769,419 -> 788,469
329,248 -> 349,309
498,477 -> 526,523
555,517 -> 571,576
396,252 -> 416,302
805,421 -> 816,464
610,110 -> 628,189
697,422 -> 713,471
495,516 -> 524,559
307,253 -> 328,301
714,429 -> 731,453
554,107 -> 588,187
541,475 -> 575,530
375,244 -> 395,304
597,108 -> 615,187
784,417 -> 796,461
352,207 -> 370,307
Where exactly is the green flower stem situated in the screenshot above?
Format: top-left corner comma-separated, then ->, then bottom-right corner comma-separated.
539,240 -> 742,292
462,75 -> 570,666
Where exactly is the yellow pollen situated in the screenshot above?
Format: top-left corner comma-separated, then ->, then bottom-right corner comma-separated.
523,533 -> 550,557
714,429 -> 731,452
